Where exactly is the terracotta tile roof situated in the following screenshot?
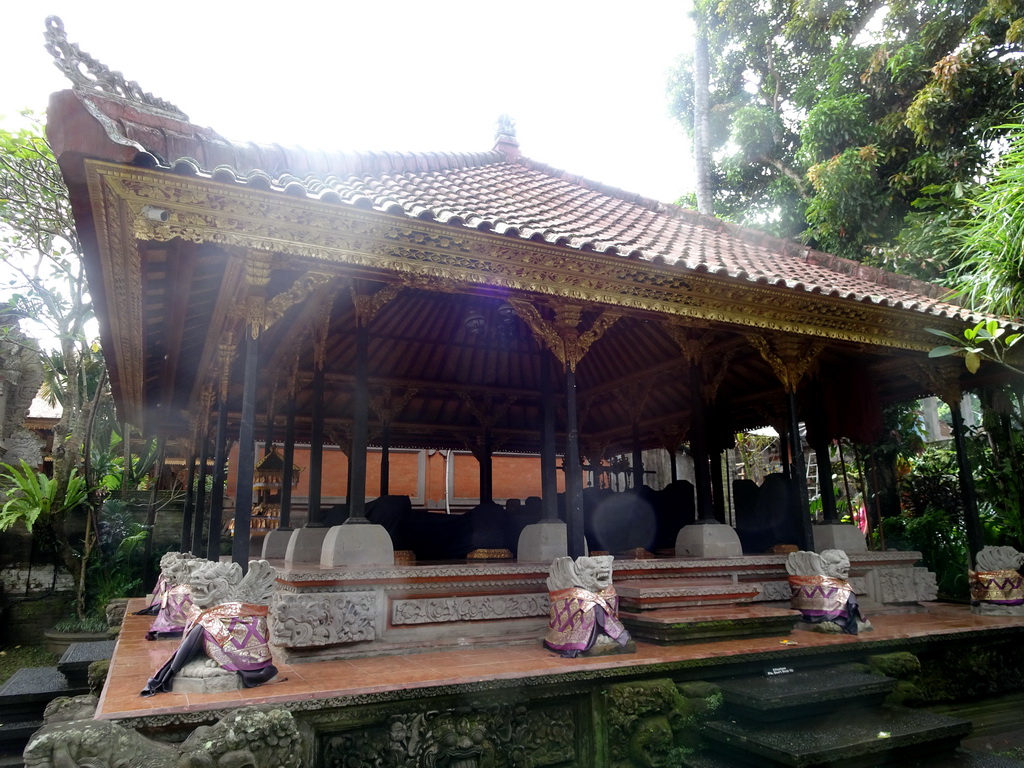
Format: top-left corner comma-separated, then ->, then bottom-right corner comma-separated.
55,88 -> 977,323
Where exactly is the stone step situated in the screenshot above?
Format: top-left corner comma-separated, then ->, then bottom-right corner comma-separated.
57,640 -> 115,689
619,604 -> 801,645
716,665 -> 897,722
0,667 -> 87,722
615,577 -> 759,610
0,717 -> 41,755
702,705 -> 972,767
683,746 -> 1024,768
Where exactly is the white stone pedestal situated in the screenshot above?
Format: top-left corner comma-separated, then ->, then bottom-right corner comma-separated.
675,520 -> 743,558
812,523 -> 867,553
284,526 -> 331,565
517,521 -> 568,563
321,522 -> 394,566
261,528 -> 293,560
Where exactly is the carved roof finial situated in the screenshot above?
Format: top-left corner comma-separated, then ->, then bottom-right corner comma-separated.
43,15 -> 189,120
493,114 -> 520,160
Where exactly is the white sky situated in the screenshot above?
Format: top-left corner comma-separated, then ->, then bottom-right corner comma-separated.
3,2 -> 697,203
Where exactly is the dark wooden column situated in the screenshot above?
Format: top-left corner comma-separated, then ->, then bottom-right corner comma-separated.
479,426 -> 494,505
191,428 -> 211,555
207,394 -> 229,561
307,362 -> 326,527
540,354 -> 558,520
710,447 -> 726,523
179,451 -> 197,551
689,362 -> 715,520
279,390 -> 297,530
749,335 -> 823,551
348,324 -> 370,522
786,390 -> 814,550
808,382 -> 839,523
951,401 -> 985,567
565,364 -> 585,557
379,423 -> 391,496
231,328 -> 259,571
631,421 -> 644,490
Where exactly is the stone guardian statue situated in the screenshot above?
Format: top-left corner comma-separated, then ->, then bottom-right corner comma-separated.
543,555 -> 635,657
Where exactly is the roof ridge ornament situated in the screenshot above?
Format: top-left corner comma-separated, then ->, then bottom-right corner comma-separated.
493,114 -> 520,160
43,16 -> 189,121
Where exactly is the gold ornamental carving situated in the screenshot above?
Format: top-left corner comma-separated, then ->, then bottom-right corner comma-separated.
747,334 -> 825,394
84,160 -> 967,354
509,299 -> 620,371
910,360 -> 963,409
351,282 -> 402,327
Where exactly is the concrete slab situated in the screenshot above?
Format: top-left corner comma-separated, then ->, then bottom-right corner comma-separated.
516,521 -> 568,563
675,521 -> 743,558
321,522 -> 394,567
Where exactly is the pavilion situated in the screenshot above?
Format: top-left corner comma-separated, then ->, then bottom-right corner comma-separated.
30,18 -> 1024,768
43,14 -> 1016,581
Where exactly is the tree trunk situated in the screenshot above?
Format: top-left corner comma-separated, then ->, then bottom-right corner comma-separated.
693,17 -> 714,216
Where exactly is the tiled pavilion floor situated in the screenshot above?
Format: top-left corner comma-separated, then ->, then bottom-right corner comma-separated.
98,600 -> 1024,722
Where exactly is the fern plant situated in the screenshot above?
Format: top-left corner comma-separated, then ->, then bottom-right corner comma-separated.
0,459 -> 87,532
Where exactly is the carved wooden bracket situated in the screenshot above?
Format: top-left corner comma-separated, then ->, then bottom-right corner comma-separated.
351,282 -> 402,327
458,391 -> 518,428
371,386 -> 419,426
217,331 -> 238,402
663,321 -> 714,364
509,298 -> 619,371
746,334 -> 824,394
911,360 -> 963,409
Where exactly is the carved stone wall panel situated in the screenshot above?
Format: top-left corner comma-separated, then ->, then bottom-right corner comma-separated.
318,700 -> 576,768
914,567 -> 939,602
875,567 -> 919,604
390,593 -> 550,625
270,592 -> 376,648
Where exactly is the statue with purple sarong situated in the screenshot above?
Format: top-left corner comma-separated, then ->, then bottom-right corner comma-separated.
142,551 -> 203,640
543,555 -> 635,657
141,559 -> 279,696
786,549 -> 871,634
969,546 -> 1024,615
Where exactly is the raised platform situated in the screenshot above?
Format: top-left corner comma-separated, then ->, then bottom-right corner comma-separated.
266,550 -> 937,662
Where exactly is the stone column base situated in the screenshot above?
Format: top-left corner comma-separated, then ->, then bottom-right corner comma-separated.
261,528 -> 293,560
675,521 -> 743,558
284,526 -> 330,565
517,521 -> 568,563
321,522 -> 394,567
812,523 -> 867,553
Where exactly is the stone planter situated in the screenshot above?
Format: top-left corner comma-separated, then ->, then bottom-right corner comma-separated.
44,628 -> 109,657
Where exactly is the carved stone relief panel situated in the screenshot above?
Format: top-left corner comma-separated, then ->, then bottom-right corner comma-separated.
875,567 -> 919,604
319,700 -> 576,768
270,592 -> 376,648
390,593 -> 550,625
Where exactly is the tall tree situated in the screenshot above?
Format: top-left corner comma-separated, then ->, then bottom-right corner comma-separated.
668,0 -> 1024,268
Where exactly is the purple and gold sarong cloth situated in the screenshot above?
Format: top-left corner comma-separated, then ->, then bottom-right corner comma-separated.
788,575 -> 864,635
141,602 -> 277,697
544,586 -> 630,657
145,584 -> 194,640
969,569 -> 1024,606
133,574 -> 168,616
186,602 -> 274,673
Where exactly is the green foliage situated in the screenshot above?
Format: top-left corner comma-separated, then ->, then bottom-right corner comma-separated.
52,615 -> 108,633
946,121 -> 1024,317
87,499 -> 149,614
670,0 -> 1024,266
0,459 -> 87,533
927,320 -> 1023,374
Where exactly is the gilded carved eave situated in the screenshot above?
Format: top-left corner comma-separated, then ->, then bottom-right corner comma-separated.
84,160 -> 968,361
